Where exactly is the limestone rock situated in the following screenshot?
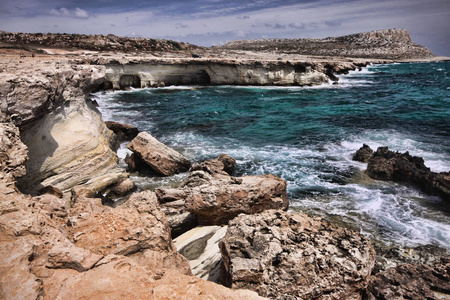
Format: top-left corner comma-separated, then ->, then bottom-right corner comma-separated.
185,172 -> 289,225
174,226 -> 228,282
127,131 -> 191,176
366,261 -> 450,300
220,210 -> 376,299
353,144 -> 373,163
46,243 -> 103,272
366,146 -> 450,201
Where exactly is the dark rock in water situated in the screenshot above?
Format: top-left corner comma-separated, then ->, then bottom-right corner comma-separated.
219,210 -> 376,299
38,185 -> 63,198
105,121 -> 139,141
362,146 -> 450,201
366,260 -> 450,300
353,143 -> 373,163
127,132 -> 191,176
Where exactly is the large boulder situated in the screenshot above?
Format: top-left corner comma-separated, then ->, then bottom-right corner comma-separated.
366,261 -> 450,299
365,146 -> 450,201
155,155 -> 288,227
127,132 -> 191,176
220,210 -> 376,299
353,144 -> 373,163
184,172 -> 288,225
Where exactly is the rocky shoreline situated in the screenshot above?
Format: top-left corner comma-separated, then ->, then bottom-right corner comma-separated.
1,30 -> 450,299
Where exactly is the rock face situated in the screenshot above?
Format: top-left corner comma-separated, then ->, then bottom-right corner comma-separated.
366,261 -> 450,300
222,29 -> 434,60
359,146 -> 450,201
1,58 -> 127,196
127,132 -> 191,176
0,123 -> 28,181
220,210 -> 376,299
105,59 -> 329,89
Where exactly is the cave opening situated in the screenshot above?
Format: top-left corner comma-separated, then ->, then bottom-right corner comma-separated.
119,74 -> 141,89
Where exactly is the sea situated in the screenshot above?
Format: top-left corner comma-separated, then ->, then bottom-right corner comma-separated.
94,61 -> 450,250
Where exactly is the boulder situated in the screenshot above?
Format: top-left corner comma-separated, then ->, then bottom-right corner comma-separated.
219,210 -> 376,299
127,132 -> 191,176
184,172 -> 288,225
104,177 -> 137,200
366,146 -> 450,201
366,261 -> 450,299
174,226 -> 228,282
105,120 -> 139,141
353,144 -> 373,163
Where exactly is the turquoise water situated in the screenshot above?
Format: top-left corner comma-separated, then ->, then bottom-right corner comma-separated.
95,62 -> 450,249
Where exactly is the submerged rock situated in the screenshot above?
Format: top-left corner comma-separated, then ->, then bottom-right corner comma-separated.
219,210 -> 376,299
127,131 -> 191,176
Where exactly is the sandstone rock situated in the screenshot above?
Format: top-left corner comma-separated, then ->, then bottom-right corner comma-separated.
127,131 -> 191,176
104,177 -> 137,200
32,194 -> 68,219
220,210 -> 376,299
366,261 -> 450,300
46,243 -> 103,272
353,144 -> 373,163
366,146 -> 450,201
38,185 -> 64,198
174,225 -> 228,282
185,172 -> 289,225
105,120 -> 139,141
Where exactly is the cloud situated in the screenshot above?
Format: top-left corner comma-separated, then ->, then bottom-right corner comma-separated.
49,7 -> 88,18
264,22 -> 286,30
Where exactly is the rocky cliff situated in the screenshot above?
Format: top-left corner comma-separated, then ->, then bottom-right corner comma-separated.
222,29 -> 434,60
0,56 -> 126,196
0,31 -> 198,52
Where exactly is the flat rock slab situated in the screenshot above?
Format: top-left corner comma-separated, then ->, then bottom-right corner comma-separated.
220,210 -> 376,300
174,225 -> 228,282
127,132 -> 191,176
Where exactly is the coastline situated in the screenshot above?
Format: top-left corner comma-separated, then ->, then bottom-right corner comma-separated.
1,31 -> 449,299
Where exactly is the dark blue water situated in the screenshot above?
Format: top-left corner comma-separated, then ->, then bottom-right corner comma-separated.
95,62 -> 450,249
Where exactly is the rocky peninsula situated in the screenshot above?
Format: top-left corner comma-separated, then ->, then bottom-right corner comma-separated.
1,29 -> 449,299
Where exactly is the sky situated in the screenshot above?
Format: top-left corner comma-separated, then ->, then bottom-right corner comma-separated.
0,0 -> 449,56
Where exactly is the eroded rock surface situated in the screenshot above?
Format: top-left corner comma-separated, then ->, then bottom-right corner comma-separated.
220,210 -> 376,299
127,131 -> 191,176
356,145 -> 450,201
366,261 -> 450,300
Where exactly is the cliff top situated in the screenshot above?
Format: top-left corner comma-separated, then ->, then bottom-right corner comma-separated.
0,30 -> 199,52
221,29 -> 435,60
